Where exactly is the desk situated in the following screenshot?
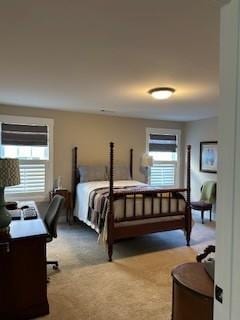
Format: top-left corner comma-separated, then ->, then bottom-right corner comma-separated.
0,202 -> 49,320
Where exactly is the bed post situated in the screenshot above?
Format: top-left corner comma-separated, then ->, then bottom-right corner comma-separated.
72,146 -> 78,208
130,148 -> 133,179
108,142 -> 114,261
186,145 -> 192,246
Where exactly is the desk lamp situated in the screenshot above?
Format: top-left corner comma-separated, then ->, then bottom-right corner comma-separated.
0,158 -> 20,233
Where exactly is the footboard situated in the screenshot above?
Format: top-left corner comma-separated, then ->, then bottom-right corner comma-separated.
112,188 -> 187,222
107,142 -> 192,261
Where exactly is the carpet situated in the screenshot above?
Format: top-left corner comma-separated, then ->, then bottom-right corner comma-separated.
39,213 -> 215,320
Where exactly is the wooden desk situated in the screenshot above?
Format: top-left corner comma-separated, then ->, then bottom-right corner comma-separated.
0,206 -> 49,320
171,263 -> 214,320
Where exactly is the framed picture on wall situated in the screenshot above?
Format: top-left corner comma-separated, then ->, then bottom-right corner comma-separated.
200,141 -> 218,173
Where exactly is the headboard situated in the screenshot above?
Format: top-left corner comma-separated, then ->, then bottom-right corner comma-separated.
72,144 -> 134,206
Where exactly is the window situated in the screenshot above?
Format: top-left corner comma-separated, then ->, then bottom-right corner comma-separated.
0,115 -> 54,201
146,128 -> 181,187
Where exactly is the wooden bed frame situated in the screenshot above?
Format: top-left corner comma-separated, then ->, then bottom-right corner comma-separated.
72,144 -> 192,261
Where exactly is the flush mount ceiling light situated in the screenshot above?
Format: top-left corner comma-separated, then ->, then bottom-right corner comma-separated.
148,87 -> 175,100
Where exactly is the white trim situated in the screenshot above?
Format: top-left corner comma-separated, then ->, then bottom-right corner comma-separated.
0,114 -> 54,201
146,128 -> 181,187
217,1 -> 240,319
214,1 -> 239,319
0,115 -> 54,127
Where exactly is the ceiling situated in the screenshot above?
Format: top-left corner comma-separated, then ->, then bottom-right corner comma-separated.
0,0 -> 220,121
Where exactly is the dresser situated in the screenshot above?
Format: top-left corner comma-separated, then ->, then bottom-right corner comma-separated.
171,263 -> 214,320
0,217 -> 49,319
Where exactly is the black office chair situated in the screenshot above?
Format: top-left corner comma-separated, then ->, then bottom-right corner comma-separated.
44,194 -> 65,270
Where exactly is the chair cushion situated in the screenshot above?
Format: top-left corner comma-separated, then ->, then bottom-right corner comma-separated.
191,201 -> 212,210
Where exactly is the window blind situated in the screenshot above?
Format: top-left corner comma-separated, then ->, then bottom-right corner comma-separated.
149,163 -> 176,186
5,163 -> 46,194
149,134 -> 177,152
1,123 -> 48,146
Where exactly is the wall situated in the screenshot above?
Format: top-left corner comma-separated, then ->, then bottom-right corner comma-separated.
0,104 -> 185,193
184,117 -> 218,202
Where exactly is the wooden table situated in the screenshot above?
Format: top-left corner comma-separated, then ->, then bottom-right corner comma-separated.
0,202 -> 49,320
49,189 -> 73,224
171,263 -> 214,320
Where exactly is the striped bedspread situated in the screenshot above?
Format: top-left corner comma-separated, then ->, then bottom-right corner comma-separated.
87,186 -> 133,232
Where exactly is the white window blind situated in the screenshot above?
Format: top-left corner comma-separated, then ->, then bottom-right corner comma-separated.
5,162 -> 46,194
149,162 -> 176,187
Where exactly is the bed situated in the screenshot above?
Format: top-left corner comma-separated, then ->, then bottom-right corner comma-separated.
72,143 -> 192,261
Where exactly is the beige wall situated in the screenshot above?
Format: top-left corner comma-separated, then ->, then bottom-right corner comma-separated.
184,117 -> 218,203
0,104 -> 185,192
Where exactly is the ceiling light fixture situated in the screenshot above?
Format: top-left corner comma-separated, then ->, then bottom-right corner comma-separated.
148,87 -> 175,100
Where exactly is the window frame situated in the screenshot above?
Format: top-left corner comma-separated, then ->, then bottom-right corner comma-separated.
146,128 -> 181,187
0,115 -> 54,201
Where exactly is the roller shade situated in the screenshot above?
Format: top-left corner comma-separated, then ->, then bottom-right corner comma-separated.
149,134 -> 177,152
1,123 -> 48,146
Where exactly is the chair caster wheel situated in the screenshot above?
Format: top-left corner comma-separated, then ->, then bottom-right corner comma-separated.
53,265 -> 59,270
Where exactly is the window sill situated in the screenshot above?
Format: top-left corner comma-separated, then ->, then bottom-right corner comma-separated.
5,193 -> 49,203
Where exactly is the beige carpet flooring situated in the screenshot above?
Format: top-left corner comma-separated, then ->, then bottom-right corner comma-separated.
39,213 -> 215,320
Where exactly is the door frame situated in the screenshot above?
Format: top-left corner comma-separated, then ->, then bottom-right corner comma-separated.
215,0 -> 240,319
